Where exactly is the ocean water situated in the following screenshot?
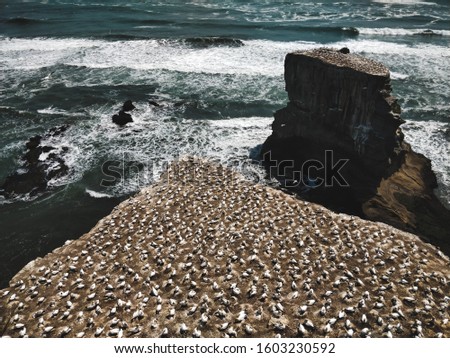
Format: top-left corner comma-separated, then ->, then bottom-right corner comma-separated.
0,0 -> 449,288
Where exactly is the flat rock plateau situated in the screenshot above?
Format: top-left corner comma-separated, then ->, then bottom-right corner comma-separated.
1,158 -> 449,338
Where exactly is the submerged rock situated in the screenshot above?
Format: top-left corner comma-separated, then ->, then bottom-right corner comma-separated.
0,158 -> 448,338
148,100 -> 161,107
184,37 -> 244,48
262,48 -> 450,254
416,29 -> 442,37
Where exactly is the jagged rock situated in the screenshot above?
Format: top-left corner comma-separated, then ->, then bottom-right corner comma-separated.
262,48 -> 450,254
148,100 -> 161,107
0,125 -> 69,198
122,100 -> 135,112
112,110 -> 133,126
112,101 -> 135,126
0,158 -> 449,338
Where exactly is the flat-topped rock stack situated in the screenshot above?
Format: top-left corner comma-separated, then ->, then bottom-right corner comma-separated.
1,158 -> 449,338
262,48 -> 450,255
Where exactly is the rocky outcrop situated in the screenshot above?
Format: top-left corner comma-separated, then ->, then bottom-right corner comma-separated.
112,100 -> 135,126
0,158 -> 449,338
262,48 -> 450,255
0,125 -> 69,198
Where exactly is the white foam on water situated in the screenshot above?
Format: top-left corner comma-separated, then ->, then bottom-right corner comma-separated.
0,37 -> 98,70
358,27 -> 450,36
64,39 -> 317,76
390,71 -> 409,80
46,99 -> 273,196
85,189 -> 113,198
1,35 -> 446,95
372,0 -> 437,5
2,37 -> 448,85
0,37 -> 315,76
37,107 -> 85,116
402,120 -> 450,207
1,36 -> 449,201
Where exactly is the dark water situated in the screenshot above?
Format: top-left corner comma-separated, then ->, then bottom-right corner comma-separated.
0,0 -> 449,288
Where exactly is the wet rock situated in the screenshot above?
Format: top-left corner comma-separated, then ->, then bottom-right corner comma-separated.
122,100 -> 135,112
0,125 -> 70,198
112,101 -> 135,126
25,136 -> 42,150
148,100 -> 161,107
112,110 -> 133,126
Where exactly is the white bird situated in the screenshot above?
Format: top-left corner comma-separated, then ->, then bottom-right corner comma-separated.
60,327 -> 71,337
323,323 -> 332,334
244,325 -> 254,335
108,328 -> 120,337
360,328 -> 370,337
319,306 -> 327,316
43,326 -> 54,335
95,327 -> 104,337
231,284 -> 241,296
132,310 -> 144,320
304,319 -> 314,330
236,310 -> 247,322
192,328 -> 201,338
298,324 -> 307,336
200,313 -> 209,324
248,286 -> 257,297
179,323 -> 188,334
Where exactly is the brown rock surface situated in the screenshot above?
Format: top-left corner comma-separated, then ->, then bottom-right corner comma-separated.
1,158 -> 449,338
262,48 -> 450,255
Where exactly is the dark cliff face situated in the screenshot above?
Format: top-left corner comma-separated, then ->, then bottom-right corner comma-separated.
262,48 -> 450,254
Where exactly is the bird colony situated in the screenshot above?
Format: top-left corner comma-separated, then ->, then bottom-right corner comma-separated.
0,158 -> 449,338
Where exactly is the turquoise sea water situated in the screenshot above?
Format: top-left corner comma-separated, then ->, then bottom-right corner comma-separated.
0,0 -> 449,287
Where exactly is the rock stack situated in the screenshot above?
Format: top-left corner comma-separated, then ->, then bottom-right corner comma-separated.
1,158 -> 449,338
262,48 -> 450,255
